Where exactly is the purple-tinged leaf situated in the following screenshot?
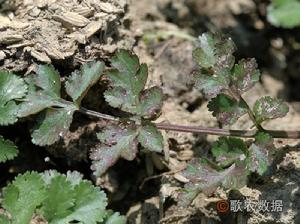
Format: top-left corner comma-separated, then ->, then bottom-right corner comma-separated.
193,69 -> 230,99
231,58 -> 260,94
90,124 -> 139,176
138,86 -> 163,119
207,94 -> 247,125
193,33 -> 236,70
253,96 -> 289,124
105,50 -> 163,119
138,124 -> 163,152
179,159 -> 248,206
212,137 -> 247,167
247,132 -> 274,175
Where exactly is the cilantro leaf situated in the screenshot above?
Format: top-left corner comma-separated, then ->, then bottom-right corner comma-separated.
2,172 -> 46,224
17,91 -> 66,117
0,71 -> 27,104
179,159 -> 248,206
65,61 -> 104,105
31,105 -> 77,146
0,101 -> 19,125
247,132 -> 274,175
212,137 -> 247,167
105,212 -> 127,224
35,64 -> 61,97
104,50 -> 163,119
193,69 -> 230,99
90,124 -> 139,176
231,58 -> 260,94
138,86 -> 163,119
0,214 -> 9,224
0,136 -> 18,162
253,96 -> 289,124
41,175 -> 75,220
0,72 -> 27,125
207,94 -> 248,125
138,124 -> 163,152
193,33 -> 235,70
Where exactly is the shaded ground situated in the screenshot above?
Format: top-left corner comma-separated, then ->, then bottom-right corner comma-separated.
1,0 -> 300,223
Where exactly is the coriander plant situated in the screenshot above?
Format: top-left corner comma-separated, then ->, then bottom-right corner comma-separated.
0,32 -> 299,218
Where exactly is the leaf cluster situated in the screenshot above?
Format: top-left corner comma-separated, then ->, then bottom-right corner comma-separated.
0,171 -> 126,224
91,50 -> 164,176
178,32 -> 289,205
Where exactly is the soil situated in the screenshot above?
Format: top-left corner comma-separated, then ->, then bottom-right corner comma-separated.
1,0 -> 300,223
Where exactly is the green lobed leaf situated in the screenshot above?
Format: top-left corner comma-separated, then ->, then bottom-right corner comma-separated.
179,159 -> 248,206
212,137 -> 247,167
65,61 -> 104,104
31,105 -> 77,146
90,124 -> 139,176
2,172 -> 46,224
1,171 -> 112,224
35,64 -> 61,97
193,33 -> 235,70
231,58 -> 260,94
41,175 -> 75,220
193,69 -> 230,99
207,93 -> 248,125
138,124 -> 163,152
0,101 -> 19,125
253,96 -> 289,124
53,181 -> 108,224
267,0 -> 300,28
0,136 -> 18,162
104,50 -> 163,119
0,71 -> 27,105
246,132 -> 274,175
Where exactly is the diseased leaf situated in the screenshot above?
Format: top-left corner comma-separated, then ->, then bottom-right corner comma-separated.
212,137 -> 247,167
2,172 -> 46,224
179,159 -> 248,206
105,50 -> 163,120
267,0 -> 300,28
247,132 -> 274,175
35,64 -> 61,97
193,69 -> 230,99
90,124 -> 139,176
0,136 -> 18,162
0,71 -> 27,105
65,61 -> 104,104
138,86 -> 163,119
253,96 -> 289,124
138,124 -> 163,152
193,33 -> 235,70
208,94 -> 247,125
31,105 -> 77,146
231,58 -> 260,94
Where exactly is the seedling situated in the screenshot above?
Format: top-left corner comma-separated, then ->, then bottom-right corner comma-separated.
0,32 -> 299,215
